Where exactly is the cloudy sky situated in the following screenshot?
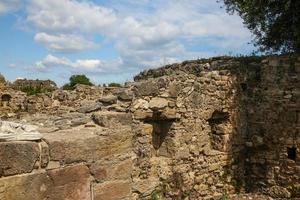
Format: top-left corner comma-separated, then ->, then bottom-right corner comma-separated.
0,0 -> 255,85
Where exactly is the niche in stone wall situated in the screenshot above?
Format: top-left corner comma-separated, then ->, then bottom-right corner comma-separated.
1,94 -> 12,107
208,110 -> 231,151
146,119 -> 174,157
240,83 -> 248,92
287,147 -> 297,161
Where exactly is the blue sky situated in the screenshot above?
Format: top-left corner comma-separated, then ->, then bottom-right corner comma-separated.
0,0 -> 255,85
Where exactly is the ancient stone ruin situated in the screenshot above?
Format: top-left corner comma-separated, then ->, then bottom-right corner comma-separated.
0,55 -> 299,200
11,79 -> 57,92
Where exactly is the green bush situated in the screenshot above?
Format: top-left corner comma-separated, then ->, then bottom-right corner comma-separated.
21,86 -> 48,96
62,83 -> 73,90
151,191 -> 159,200
108,82 -> 122,87
0,73 -> 5,83
63,74 -> 93,90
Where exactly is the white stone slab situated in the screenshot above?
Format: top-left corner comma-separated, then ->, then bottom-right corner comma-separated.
0,121 -> 43,141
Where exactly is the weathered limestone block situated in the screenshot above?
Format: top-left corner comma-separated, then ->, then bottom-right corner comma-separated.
90,158 -> 132,182
149,97 -> 169,110
43,127 -> 133,164
77,101 -> 102,113
134,80 -> 160,96
132,99 -> 149,110
116,89 -> 134,101
93,180 -> 131,200
132,177 -> 160,196
47,165 -> 92,200
0,141 -> 39,176
53,112 -> 91,128
99,94 -> 117,105
160,107 -> 179,119
133,110 -> 153,120
92,111 -> 132,127
0,165 -> 91,200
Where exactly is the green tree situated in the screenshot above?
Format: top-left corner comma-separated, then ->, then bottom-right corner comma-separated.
108,82 -> 122,87
0,73 -> 5,84
63,74 -> 93,90
221,0 -> 300,53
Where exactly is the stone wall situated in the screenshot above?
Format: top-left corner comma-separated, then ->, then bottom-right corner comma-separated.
0,55 -> 299,200
11,79 -> 57,92
0,85 -> 27,114
130,55 -> 300,199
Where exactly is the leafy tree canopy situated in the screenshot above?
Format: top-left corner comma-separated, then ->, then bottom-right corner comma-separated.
0,73 -> 6,83
108,82 -> 122,87
63,74 -> 93,90
221,0 -> 300,53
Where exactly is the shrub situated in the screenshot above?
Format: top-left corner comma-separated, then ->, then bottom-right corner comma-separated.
21,86 -> 48,96
63,74 -> 93,90
0,73 -> 5,84
62,83 -> 73,90
108,82 -> 122,87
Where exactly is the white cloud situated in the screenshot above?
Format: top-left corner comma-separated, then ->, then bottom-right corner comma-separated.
26,0 -> 117,33
34,32 -> 97,52
32,54 -> 122,73
9,63 -> 16,68
23,0 -> 254,75
0,0 -> 21,15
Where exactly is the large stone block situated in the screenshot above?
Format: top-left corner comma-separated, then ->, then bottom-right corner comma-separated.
0,165 -> 91,200
149,97 -> 169,110
93,180 -> 131,200
134,80 -> 160,96
90,158 -> 132,182
0,141 -> 40,176
43,127 -> 133,164
47,165 -> 92,200
92,111 -> 132,127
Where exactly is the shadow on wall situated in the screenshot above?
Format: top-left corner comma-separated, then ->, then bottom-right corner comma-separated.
145,119 -> 175,158
222,56 -> 300,198
1,94 -> 12,107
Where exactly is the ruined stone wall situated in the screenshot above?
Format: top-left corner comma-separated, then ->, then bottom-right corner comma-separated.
0,85 -> 27,114
131,58 -> 243,199
0,55 -> 299,200
130,55 -> 300,199
11,79 -> 57,92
